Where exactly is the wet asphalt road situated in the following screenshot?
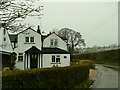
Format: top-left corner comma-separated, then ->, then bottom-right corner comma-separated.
90,64 -> 119,88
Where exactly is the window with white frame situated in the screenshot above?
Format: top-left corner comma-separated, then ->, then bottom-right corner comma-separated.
56,55 -> 60,62
54,39 -> 58,46
25,37 -> 29,42
52,55 -> 60,63
52,56 -> 55,62
30,37 -> 34,42
25,37 -> 34,43
50,39 -> 53,46
50,39 -> 58,47
18,53 -> 23,61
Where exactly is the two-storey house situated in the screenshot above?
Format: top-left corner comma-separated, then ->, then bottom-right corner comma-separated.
9,26 -> 70,70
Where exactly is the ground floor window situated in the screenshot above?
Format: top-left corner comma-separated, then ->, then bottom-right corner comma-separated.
52,56 -> 55,62
52,55 -> 60,63
56,55 -> 60,62
18,53 -> 23,61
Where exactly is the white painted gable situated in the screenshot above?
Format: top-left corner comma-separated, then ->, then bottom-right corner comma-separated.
14,28 -> 41,52
43,33 -> 67,51
0,27 -> 13,52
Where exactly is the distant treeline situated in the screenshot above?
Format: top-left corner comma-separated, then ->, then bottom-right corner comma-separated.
72,49 -> 119,64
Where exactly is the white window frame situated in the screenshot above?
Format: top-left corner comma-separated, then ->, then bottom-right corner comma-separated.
54,39 -> 58,47
30,37 -> 34,43
25,36 -> 34,43
25,37 -> 29,43
50,39 -> 58,47
50,39 -> 54,46
51,55 -> 60,63
18,53 -> 23,61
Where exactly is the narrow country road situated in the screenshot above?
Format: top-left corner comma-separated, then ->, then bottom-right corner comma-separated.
90,64 -> 119,89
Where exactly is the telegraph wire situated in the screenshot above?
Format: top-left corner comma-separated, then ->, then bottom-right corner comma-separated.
82,12 -> 116,37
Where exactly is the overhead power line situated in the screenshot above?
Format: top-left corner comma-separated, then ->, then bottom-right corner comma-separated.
83,12 -> 116,37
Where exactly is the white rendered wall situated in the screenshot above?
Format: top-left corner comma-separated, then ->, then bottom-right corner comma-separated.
15,52 -> 25,70
43,33 -> 67,51
15,61 -> 24,70
14,28 -> 41,70
0,27 -> 13,52
42,54 -> 70,68
14,28 -> 41,52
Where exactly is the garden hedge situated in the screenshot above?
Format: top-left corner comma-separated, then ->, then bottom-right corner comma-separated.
2,65 -> 89,89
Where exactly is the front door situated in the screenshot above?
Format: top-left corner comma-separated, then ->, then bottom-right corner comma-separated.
30,53 -> 38,69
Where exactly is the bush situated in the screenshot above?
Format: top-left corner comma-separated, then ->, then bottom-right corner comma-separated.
2,65 -> 89,89
79,60 -> 95,69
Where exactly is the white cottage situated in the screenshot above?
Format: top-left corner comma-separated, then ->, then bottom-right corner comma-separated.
9,26 -> 70,70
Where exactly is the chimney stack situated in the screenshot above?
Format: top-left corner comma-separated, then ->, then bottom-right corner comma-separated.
37,25 -> 41,34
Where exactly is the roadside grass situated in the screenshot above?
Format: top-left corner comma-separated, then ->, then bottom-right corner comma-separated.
89,69 -> 97,79
74,79 -> 94,89
71,59 -> 119,66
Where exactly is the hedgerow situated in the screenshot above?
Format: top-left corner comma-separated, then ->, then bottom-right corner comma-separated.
2,65 -> 89,89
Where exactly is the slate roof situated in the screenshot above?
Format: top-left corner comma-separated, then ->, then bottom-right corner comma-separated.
42,47 -> 70,54
41,32 -> 67,42
0,49 -> 12,55
25,46 -> 42,53
24,46 -> 69,54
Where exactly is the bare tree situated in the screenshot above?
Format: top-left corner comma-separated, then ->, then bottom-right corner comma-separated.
0,0 -> 43,32
58,28 -> 85,54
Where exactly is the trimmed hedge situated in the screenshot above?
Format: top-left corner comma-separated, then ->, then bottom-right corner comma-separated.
2,65 -> 89,88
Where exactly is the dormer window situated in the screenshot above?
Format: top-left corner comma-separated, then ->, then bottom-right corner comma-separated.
25,37 -> 34,43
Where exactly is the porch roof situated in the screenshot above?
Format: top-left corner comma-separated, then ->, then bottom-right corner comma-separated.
25,46 -> 42,54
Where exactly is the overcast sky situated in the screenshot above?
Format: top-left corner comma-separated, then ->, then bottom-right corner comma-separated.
23,0 -> 118,47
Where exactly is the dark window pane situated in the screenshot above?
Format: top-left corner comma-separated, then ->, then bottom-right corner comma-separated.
52,56 -> 55,62
25,37 -> 29,42
56,58 -> 60,62
54,39 -> 58,46
50,39 -> 53,46
30,37 -> 34,42
18,53 -> 23,61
